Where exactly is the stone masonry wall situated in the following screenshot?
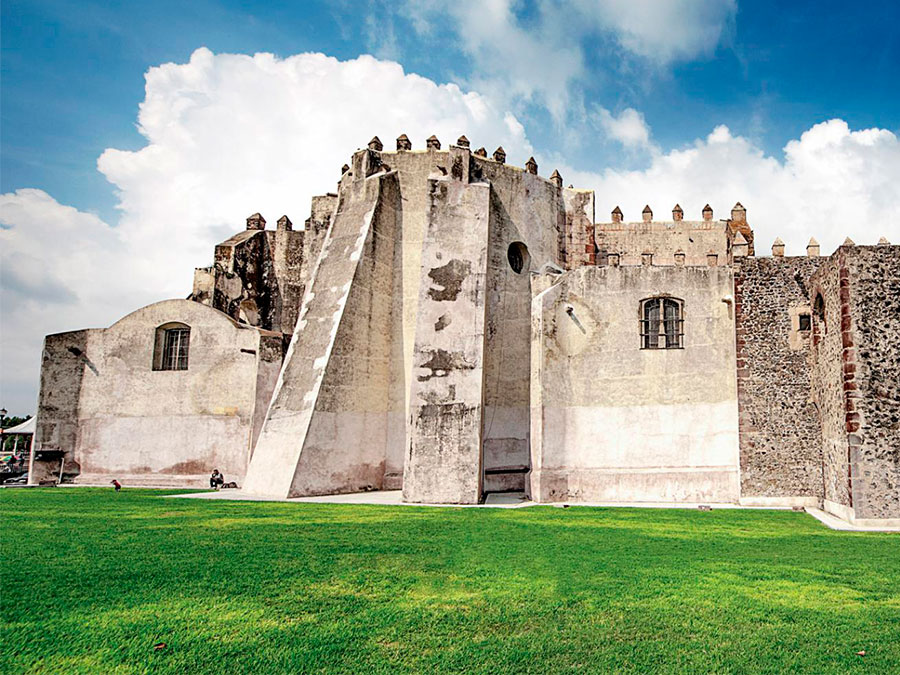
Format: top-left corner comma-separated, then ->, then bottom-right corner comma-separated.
846,246 -> 900,519
810,253 -> 851,509
735,256 -> 823,499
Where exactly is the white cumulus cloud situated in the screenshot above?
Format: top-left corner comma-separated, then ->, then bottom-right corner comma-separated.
0,49 -> 533,413
595,107 -> 653,148
403,0 -> 737,118
566,119 -> 900,255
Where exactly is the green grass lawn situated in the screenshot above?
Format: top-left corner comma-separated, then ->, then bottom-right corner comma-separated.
1,489 -> 898,674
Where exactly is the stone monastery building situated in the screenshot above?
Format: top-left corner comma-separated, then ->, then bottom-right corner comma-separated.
30,134 -> 899,526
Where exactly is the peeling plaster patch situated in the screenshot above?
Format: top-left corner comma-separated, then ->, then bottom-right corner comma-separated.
435,314 -> 451,331
427,259 -> 472,302
313,355 -> 328,370
417,349 -> 475,381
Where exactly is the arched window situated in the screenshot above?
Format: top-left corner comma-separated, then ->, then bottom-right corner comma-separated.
640,297 -> 683,349
153,323 -> 191,371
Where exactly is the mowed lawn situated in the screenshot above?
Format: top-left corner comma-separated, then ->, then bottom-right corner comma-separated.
1,489 -> 899,674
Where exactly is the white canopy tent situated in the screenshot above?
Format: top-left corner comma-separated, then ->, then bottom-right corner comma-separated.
1,416 -> 34,461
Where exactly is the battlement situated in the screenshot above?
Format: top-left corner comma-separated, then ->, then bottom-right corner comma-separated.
344,133 -> 574,193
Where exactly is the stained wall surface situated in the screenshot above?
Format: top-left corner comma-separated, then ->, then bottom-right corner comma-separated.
596,219 -> 730,267
33,300 -> 281,486
30,330 -> 89,482
531,265 -> 741,503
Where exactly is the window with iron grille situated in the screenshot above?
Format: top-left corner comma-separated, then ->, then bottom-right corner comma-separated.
640,297 -> 684,349
153,323 -> 190,371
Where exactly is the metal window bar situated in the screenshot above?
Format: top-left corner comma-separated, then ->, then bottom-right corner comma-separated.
640,299 -> 683,349
162,328 -> 190,370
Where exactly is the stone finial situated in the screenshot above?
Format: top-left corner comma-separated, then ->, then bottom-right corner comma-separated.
842,236 -> 855,246
525,156 -> 538,174
341,163 -> 350,174
426,135 -> 441,150
277,215 -> 293,231
674,249 -> 686,266
368,136 -> 383,151
672,204 -> 683,221
246,213 -> 266,230
456,135 -> 470,148
474,147 -> 487,157
642,205 -> 652,222
806,237 -> 820,257
878,236 -> 891,245
733,231 -> 749,258
611,206 -> 623,223
731,202 -> 746,222
772,237 -> 785,257
550,169 -> 562,188
493,146 -> 506,163
702,204 -> 713,221
396,134 -> 412,151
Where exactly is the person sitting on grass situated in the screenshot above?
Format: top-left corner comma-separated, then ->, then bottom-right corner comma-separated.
209,469 -> 224,490
111,479 -> 121,492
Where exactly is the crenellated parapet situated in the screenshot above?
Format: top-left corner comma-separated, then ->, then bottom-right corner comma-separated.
595,203 -> 741,267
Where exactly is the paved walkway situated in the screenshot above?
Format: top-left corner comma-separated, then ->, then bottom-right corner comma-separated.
170,490 -> 899,531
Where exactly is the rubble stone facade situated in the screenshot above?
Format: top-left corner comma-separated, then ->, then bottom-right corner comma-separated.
30,135 -> 899,524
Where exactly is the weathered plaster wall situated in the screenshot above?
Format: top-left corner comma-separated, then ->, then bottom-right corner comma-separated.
596,220 -> 730,267
40,300 -> 278,486
478,162 -> 573,492
290,170 -> 403,496
735,256 -> 823,502
530,265 -> 740,503
844,246 -> 900,519
404,173 -> 491,504
30,330 -> 89,483
243,167 -> 402,498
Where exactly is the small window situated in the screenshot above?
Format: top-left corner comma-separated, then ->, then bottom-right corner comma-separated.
640,297 -> 683,349
798,314 -> 811,331
153,323 -> 190,371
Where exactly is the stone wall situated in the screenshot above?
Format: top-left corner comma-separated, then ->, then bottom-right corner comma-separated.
735,256 -> 823,502
844,246 -> 900,519
809,253 -> 853,511
530,265 -> 741,503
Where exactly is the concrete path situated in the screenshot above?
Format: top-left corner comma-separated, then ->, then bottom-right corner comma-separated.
173,489 -> 535,508
170,490 -> 898,531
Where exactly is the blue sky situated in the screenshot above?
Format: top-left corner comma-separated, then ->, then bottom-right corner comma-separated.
2,0 -> 900,413
3,0 -> 898,222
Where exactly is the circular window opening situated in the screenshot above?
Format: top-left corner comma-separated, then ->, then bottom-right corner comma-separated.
507,241 -> 529,274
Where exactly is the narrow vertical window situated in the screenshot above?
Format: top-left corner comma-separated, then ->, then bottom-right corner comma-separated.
641,298 -> 683,349
153,323 -> 191,371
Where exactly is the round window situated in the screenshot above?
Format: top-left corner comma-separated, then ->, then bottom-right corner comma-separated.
507,241 -> 529,274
